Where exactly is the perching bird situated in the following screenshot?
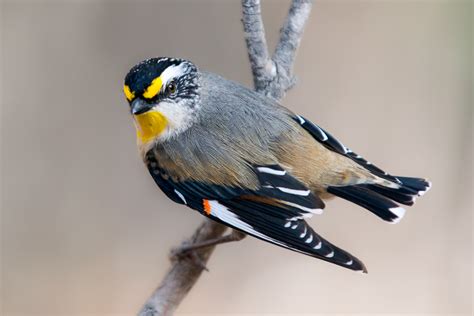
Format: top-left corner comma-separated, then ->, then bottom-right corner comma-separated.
123,57 -> 431,273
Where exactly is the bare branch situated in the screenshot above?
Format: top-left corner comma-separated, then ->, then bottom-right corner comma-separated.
138,1 -> 313,315
241,0 -> 275,93
273,0 -> 313,84
243,0 -> 313,100
138,220 -> 227,316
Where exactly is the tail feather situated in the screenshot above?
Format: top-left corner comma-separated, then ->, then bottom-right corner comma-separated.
327,185 -> 405,223
365,184 -> 416,206
366,176 -> 431,206
328,176 -> 431,223
396,176 -> 432,196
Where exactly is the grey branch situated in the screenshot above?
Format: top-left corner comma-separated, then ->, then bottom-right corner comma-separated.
138,220 -> 227,316
242,0 -> 274,93
138,1 -> 312,315
243,0 -> 313,100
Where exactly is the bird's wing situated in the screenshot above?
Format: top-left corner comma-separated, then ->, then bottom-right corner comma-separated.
146,152 -> 367,272
217,198 -> 367,272
293,115 -> 402,185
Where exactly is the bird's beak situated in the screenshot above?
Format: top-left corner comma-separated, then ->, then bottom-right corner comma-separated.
131,98 -> 152,115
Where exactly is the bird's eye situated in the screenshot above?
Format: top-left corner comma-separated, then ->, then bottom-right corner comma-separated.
167,81 -> 177,95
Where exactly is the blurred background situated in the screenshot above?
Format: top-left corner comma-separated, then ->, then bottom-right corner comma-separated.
1,0 -> 472,315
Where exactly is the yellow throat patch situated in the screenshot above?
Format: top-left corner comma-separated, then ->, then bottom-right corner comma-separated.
134,110 -> 168,143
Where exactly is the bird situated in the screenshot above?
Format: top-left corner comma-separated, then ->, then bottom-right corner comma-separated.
123,57 -> 431,273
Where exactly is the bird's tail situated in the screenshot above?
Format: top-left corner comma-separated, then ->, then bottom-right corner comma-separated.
327,176 -> 431,224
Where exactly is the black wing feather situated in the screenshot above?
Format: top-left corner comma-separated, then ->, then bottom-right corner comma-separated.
294,115 -> 401,184
145,151 -> 366,272
221,198 -> 367,272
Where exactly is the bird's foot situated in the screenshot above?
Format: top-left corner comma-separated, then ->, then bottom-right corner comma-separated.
170,244 -> 209,271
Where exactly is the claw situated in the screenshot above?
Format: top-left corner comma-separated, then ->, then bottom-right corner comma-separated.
169,244 -> 209,271
189,251 -> 209,271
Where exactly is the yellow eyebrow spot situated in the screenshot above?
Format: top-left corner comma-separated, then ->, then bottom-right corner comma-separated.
123,85 -> 135,101
143,76 -> 163,99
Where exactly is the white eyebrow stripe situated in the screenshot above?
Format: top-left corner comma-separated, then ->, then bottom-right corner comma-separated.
257,167 -> 286,175
159,63 -> 187,88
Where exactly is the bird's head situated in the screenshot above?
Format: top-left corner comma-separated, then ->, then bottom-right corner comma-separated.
123,57 -> 200,144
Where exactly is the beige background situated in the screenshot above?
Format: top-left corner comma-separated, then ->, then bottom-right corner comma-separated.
1,0 -> 472,315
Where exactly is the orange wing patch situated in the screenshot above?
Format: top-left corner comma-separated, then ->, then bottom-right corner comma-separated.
203,199 -> 211,215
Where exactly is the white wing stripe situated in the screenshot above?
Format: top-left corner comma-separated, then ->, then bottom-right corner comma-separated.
256,167 -> 287,176
283,201 -> 323,214
314,125 -> 329,141
206,201 -> 338,264
325,251 -> 335,258
174,189 -> 187,204
296,115 -> 306,124
289,213 -> 313,221
300,226 -> 307,238
277,187 -> 311,196
207,200 -> 287,247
